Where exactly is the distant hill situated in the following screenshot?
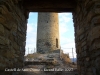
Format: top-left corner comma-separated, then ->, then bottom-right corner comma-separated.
70,58 -> 77,63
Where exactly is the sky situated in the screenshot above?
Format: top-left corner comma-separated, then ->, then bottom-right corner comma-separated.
25,12 -> 76,58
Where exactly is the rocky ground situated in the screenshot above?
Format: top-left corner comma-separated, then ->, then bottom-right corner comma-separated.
20,53 -> 78,75
20,65 -> 77,75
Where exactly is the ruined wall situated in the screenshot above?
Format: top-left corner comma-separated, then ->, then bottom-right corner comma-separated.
37,13 -> 60,53
0,0 -> 27,74
73,0 -> 100,75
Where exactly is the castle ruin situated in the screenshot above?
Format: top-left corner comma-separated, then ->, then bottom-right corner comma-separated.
37,12 -> 60,53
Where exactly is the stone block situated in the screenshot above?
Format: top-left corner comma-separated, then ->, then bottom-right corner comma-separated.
94,51 -> 100,57
0,36 -> 5,45
4,50 -> 15,59
23,41 -> 26,46
87,11 -> 94,24
88,26 -> 100,42
20,47 -> 25,54
95,8 -> 100,14
0,56 -> 13,70
87,68 -> 92,72
0,4 -> 9,14
83,51 -> 87,57
18,26 -> 21,32
3,19 -> 14,30
85,61 -> 90,68
0,15 -> 6,24
12,23 -> 17,31
21,27 -> 26,33
12,32 -> 17,36
0,63 -> 6,70
78,28 -> 84,36
1,12 -> 16,31
91,16 -> 100,26
91,39 -> 100,50
13,42 -> 19,50
79,34 -> 85,41
86,57 -> 90,61
86,72 -> 94,75
0,36 -> 10,45
82,41 -> 86,47
83,45 -> 87,51
0,24 -> 4,35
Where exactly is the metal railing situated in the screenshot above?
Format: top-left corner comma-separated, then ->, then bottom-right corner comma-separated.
25,47 -> 77,62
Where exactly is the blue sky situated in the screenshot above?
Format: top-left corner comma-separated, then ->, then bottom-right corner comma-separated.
25,12 -> 76,58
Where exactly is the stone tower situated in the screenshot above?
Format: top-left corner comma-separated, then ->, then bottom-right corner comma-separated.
37,12 -> 60,53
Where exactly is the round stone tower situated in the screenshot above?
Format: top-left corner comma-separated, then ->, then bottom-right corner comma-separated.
37,12 -> 60,53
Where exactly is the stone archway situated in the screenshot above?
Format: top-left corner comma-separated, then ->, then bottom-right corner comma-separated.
0,0 -> 100,75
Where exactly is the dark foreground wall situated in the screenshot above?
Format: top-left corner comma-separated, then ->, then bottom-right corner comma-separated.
0,0 -> 100,75
73,0 -> 100,75
0,0 -> 27,75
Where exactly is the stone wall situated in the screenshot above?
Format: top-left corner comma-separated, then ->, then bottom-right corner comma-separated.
73,0 -> 100,75
0,0 -> 27,75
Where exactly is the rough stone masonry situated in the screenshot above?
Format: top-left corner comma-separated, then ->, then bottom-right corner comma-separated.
73,0 -> 100,75
0,0 -> 27,75
37,13 -> 60,53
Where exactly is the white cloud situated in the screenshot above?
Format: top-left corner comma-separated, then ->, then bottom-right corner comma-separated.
59,13 -> 73,47
26,22 -> 37,55
60,37 -> 73,44
59,23 -> 69,36
59,13 -> 70,17
59,17 -> 71,23
27,23 -> 37,34
59,13 -> 72,35
59,13 -> 71,23
61,41 -> 75,49
27,23 -> 34,33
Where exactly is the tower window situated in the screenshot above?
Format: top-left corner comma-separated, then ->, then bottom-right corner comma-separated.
56,38 -> 58,48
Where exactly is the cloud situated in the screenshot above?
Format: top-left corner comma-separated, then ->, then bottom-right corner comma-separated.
26,22 -> 37,55
59,13 -> 73,46
27,23 -> 34,33
60,37 -> 73,44
59,13 -> 72,35
59,13 -> 71,23
59,23 -> 69,36
59,17 -> 71,23
59,13 -> 70,17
